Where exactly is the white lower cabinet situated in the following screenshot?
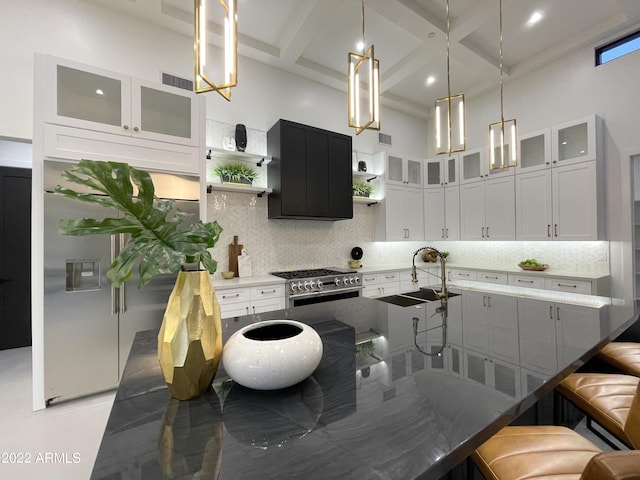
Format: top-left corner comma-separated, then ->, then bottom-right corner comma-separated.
517,297 -> 601,375
217,283 -> 285,318
362,272 -> 400,298
462,291 -> 519,364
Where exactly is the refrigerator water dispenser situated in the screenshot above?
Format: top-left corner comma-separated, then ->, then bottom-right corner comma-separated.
66,259 -> 101,291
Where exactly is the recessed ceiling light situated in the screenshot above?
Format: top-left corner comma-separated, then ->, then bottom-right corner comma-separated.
527,11 -> 543,27
96,89 -> 104,95
426,76 -> 436,86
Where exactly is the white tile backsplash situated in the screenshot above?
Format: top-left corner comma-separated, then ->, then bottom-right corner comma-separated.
207,191 -> 611,278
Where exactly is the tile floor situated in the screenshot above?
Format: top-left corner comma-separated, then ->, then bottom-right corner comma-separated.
0,347 -> 114,480
0,346 -> 616,480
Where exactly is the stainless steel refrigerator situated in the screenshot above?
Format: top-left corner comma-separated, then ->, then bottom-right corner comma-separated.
43,160 -> 200,404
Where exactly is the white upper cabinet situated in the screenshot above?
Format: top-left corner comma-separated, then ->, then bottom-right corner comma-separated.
386,154 -> 423,187
44,56 -> 200,147
460,176 -> 515,240
377,185 -> 424,241
424,154 -> 458,188
551,115 -> 600,166
516,128 -> 551,173
460,147 -> 514,184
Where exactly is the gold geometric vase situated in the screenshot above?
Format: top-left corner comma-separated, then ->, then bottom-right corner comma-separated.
158,270 -> 223,400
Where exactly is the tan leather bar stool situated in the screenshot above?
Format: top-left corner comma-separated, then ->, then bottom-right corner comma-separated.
556,373 -> 640,450
472,426 -> 640,480
598,342 -> 640,377
471,425 -> 602,480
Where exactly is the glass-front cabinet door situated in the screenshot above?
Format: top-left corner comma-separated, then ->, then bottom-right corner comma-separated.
460,148 -> 485,184
551,115 -> 598,166
425,155 -> 458,188
517,128 -> 551,172
48,56 -> 130,136
46,56 -> 198,146
386,155 -> 423,186
132,80 -> 199,146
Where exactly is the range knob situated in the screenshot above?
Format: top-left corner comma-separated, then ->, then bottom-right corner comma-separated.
310,280 -> 316,289
334,278 -> 341,286
291,283 -> 297,292
297,281 -> 303,291
317,279 -> 324,290
343,276 -> 350,285
354,276 -> 360,284
304,281 -> 311,291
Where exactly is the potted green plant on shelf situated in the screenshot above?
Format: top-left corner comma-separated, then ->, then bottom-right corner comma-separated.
352,181 -> 375,198
213,162 -> 259,186
55,159 -> 224,400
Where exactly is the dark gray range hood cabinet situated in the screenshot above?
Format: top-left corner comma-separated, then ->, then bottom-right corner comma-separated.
267,119 -> 353,220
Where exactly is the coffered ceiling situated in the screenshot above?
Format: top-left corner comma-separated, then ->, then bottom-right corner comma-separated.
84,0 -> 640,119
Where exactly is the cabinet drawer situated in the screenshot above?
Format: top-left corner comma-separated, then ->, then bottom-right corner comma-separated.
449,269 -> 477,281
251,284 -> 285,300
361,274 -> 380,285
380,272 -> 400,284
545,278 -> 592,295
508,274 -> 545,289
477,271 -> 508,285
216,288 -> 251,305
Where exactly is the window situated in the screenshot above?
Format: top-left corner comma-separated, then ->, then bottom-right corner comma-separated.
596,29 -> 640,65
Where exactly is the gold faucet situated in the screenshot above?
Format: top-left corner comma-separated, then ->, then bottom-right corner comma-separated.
411,246 -> 448,302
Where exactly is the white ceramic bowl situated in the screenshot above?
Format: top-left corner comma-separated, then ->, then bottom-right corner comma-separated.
222,320 -> 323,390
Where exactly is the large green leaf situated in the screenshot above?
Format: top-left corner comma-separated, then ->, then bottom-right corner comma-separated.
55,160 -> 223,288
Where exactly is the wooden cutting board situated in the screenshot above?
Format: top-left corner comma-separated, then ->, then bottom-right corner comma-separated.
228,235 -> 243,277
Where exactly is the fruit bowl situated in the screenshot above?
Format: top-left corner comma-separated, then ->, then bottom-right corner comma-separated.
518,263 -> 549,271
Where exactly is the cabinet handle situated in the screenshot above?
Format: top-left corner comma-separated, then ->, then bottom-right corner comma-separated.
123,124 -> 129,130
518,279 -> 534,284
245,306 -> 249,314
445,228 -> 449,238
554,224 -> 558,237
459,273 -> 470,277
485,276 -> 499,280
133,126 -> 139,132
482,226 -> 485,238
547,224 -> 551,237
252,306 -> 256,313
441,228 -> 445,239
487,296 -> 491,308
556,283 -> 578,288
385,275 -> 395,280
222,293 -> 240,299
407,228 -> 410,238
486,226 -> 490,238
556,306 -> 561,321
260,289 -> 277,294
550,305 -> 554,320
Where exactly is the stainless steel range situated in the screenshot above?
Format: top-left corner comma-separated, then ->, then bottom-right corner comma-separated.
271,268 -> 363,307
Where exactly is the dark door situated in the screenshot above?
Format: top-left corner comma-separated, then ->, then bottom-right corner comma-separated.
0,166 -> 32,349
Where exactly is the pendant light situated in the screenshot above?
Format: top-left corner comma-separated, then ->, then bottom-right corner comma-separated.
488,0 -> 517,169
348,0 -> 380,135
435,0 -> 465,155
194,0 -> 238,100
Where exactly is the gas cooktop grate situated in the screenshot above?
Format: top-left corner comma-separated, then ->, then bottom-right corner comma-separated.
270,268 -> 352,279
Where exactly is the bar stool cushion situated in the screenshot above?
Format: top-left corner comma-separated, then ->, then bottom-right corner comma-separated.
556,373 -> 640,449
581,450 -> 640,480
598,342 -> 640,378
471,425 -> 602,480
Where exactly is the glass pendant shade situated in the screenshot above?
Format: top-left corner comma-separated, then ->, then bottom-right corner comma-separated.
489,118 -> 517,169
348,46 -> 380,135
435,93 -> 465,154
194,0 -> 238,100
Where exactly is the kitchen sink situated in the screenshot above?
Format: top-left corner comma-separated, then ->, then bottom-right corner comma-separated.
376,288 -> 460,307
402,289 -> 461,302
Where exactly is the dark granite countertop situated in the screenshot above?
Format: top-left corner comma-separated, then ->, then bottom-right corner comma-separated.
91,294 -> 637,480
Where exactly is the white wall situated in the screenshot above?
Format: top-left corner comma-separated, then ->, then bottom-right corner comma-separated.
0,139 -> 32,168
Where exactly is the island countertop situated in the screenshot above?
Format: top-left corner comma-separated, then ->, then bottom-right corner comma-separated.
90,295 -> 637,480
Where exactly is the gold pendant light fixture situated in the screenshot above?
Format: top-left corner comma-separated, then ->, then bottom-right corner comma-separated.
435,0 -> 465,155
489,0 -> 517,169
194,0 -> 238,100
348,0 -> 381,135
